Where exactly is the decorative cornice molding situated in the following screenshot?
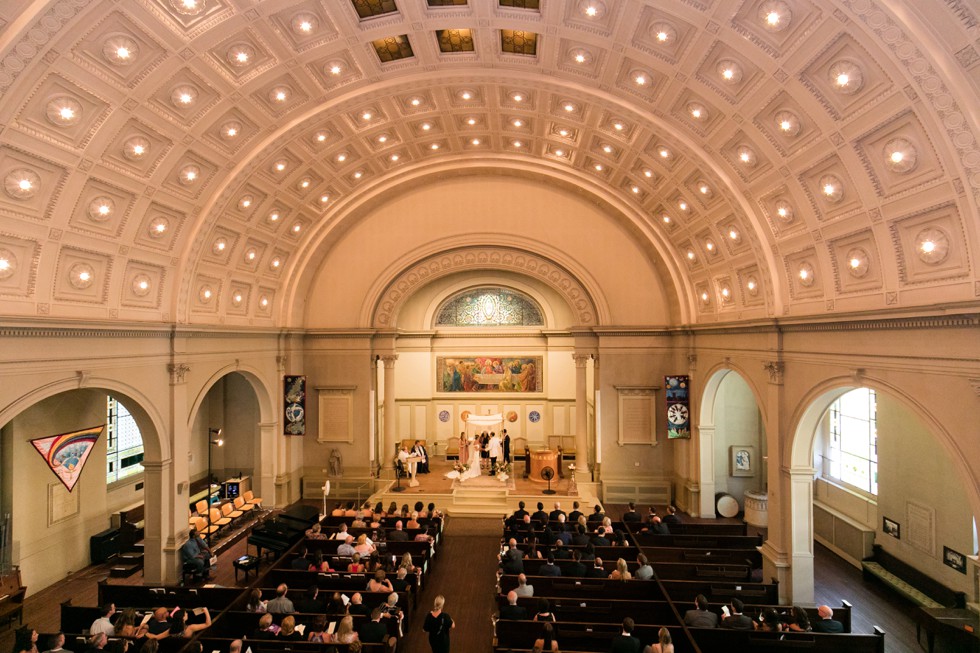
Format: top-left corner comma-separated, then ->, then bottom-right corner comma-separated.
970,378 -> 980,396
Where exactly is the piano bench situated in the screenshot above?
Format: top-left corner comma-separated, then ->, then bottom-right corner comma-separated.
233,555 -> 260,583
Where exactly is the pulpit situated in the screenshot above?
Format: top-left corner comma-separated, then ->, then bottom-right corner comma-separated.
529,449 -> 559,482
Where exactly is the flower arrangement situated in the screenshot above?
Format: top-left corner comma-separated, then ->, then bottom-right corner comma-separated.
493,461 -> 512,481
453,461 -> 471,473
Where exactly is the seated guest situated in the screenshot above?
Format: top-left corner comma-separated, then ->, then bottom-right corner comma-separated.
309,551 -> 331,572
293,585 -> 325,613
587,504 -> 604,523
143,608 -> 172,641
649,516 -> 670,535
662,505 -> 681,525
337,535 -> 356,556
634,553 -> 653,580
291,548 -> 311,570
344,502 -> 357,517
720,599 -> 754,630
585,557 -> 606,578
568,501 -> 584,524
610,618 -> 641,653
642,626 -> 674,653
812,605 -> 843,633
562,550 -> 587,577
499,591 -> 527,620
386,501 -> 398,516
551,539 -> 570,560
381,593 -> 404,636
83,632 -> 107,653
400,551 -> 420,576
785,605 -> 812,632
367,569 -> 394,593
43,632 -> 72,653
683,595 -> 718,628
347,553 -> 365,573
533,598 -> 556,623
540,523 -> 556,546
534,622 -> 559,653
89,604 -> 116,637
354,533 -> 374,555
391,567 -> 411,592
531,502 -> 548,523
332,616 -> 359,645
251,614 -> 276,640
514,573 -> 534,597
415,526 -> 436,543
306,615 -> 329,643
571,524 -> 591,547
358,608 -> 388,645
265,584 -> 295,614
245,589 -> 266,613
600,516 -> 614,534
591,529 -> 611,547
351,511 -> 367,529
348,593 -> 371,617
539,554 -> 562,576
388,520 -> 410,541
513,501 -> 529,520
180,528 -> 213,580
622,501 -> 641,522
305,523 -> 327,539
330,523 -> 349,540
276,616 -> 302,641
581,542 -> 596,562
500,539 -> 524,574
549,502 -> 565,522
609,557 -> 631,580
758,608 -> 783,632
114,609 -> 146,639
407,511 -> 421,529
324,592 -> 346,615
329,502 -> 345,517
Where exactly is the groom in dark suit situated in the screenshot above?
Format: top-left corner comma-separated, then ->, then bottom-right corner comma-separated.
502,429 -> 511,463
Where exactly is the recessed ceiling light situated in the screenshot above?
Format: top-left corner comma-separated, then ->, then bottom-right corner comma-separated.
292,223 -> 301,233
133,276 -> 151,296
421,123 -> 432,131
513,119 -> 523,128
602,145 -> 613,154
612,122 -> 624,131
430,143 -> 440,150
662,215 -> 671,224
353,170 -> 363,178
336,153 -> 347,162
760,1 -> 791,31
268,211 -> 280,222
377,134 -> 388,143
705,241 -> 715,251
659,148 -> 670,158
361,111 -> 372,121
471,139 -> 481,146
467,118 -> 477,126
460,90 -> 473,100
594,164 -> 603,171
293,14 -> 317,35
678,201 -> 688,211
271,257 -> 282,268
558,129 -> 569,137
643,169 -> 653,178
271,87 -> 289,103
260,296 -> 269,308
563,103 -> 576,112
512,93 -> 524,102
88,197 -> 114,221
390,153 -> 400,161
245,249 -> 257,262
299,178 -> 310,189
222,122 -> 241,138
320,195 -> 330,203
512,140 -> 522,147
149,217 -> 169,237
729,228 -> 739,240
410,97 -> 422,107
631,186 -> 640,194
315,131 -> 328,143
274,160 -> 287,172
554,149 -> 564,157
687,250 -> 696,260
328,63 -> 343,75
634,73 -> 648,86
689,104 -> 705,119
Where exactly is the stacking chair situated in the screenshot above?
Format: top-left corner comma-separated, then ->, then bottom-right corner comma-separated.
193,515 -> 219,537
195,499 -> 209,518
233,495 -> 254,514
222,500 -> 243,522
243,489 -> 263,509
210,507 -> 231,529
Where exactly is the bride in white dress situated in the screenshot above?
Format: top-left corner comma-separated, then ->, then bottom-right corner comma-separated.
446,437 -> 484,481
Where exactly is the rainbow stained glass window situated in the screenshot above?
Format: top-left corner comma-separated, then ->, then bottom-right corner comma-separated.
436,287 -> 543,326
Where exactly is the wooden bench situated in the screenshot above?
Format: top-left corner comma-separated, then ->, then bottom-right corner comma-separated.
197,637 -> 385,653
861,545 -> 966,608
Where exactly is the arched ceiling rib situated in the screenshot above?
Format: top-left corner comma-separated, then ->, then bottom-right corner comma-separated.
0,0 -> 976,328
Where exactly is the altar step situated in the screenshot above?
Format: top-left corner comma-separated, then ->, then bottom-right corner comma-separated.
448,486 -> 510,517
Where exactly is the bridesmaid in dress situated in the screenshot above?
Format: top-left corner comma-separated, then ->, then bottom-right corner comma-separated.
458,432 -> 468,466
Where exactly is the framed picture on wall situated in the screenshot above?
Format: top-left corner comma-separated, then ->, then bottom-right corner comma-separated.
943,546 -> 967,574
729,445 -> 755,477
882,516 -> 900,539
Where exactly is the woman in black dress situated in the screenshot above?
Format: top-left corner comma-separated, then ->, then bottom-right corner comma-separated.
423,595 -> 454,653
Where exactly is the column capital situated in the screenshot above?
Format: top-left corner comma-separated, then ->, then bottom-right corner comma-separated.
572,353 -> 591,367
763,360 -> 784,385
167,362 -> 190,385
380,354 -> 399,368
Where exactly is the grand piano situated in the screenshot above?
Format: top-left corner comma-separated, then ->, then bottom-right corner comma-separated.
246,504 -> 320,560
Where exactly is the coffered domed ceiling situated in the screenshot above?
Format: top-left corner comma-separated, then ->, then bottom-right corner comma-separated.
0,0 -> 976,327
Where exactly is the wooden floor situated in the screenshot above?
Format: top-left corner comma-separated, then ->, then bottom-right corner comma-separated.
0,509 -> 925,653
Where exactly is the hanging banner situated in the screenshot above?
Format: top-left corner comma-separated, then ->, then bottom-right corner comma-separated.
30,425 -> 104,492
664,375 -> 691,439
284,375 -> 307,435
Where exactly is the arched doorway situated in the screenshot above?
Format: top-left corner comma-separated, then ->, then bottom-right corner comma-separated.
187,368 -> 276,512
0,383 -> 165,591
698,368 -> 766,518
787,381 -> 975,603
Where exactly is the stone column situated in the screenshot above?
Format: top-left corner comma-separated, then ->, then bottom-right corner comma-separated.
592,354 -> 601,481
381,354 -> 399,473
760,359 -> 794,602
142,459 -> 175,585
257,421 -> 277,508
573,353 -> 590,468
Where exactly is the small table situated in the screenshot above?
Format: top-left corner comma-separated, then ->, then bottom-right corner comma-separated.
233,555 -> 259,583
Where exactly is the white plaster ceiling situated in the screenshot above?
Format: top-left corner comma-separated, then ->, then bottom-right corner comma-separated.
0,0 -> 977,327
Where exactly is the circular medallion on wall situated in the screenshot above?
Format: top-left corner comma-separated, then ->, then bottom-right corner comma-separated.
528,410 -> 541,423
438,410 -> 450,423
506,411 -> 518,422
460,410 -> 471,422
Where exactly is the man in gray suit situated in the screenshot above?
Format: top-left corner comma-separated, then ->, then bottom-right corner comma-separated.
683,595 -> 719,628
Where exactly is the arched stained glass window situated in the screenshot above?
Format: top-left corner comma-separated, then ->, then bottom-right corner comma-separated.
435,287 -> 543,326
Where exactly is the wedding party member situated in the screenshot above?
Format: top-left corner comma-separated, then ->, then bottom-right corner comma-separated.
487,432 -> 502,469
458,432 -> 468,466
423,595 -> 454,653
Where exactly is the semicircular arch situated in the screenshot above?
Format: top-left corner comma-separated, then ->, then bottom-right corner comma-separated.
186,363 -> 276,430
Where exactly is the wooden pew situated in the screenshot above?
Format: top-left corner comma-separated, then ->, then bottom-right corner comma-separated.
196,637 -> 385,653
496,595 -> 854,633
207,610 -> 400,640
630,533 -> 763,549
97,581 -> 244,611
520,558 -> 751,582
495,620 -> 884,653
499,574 -> 780,605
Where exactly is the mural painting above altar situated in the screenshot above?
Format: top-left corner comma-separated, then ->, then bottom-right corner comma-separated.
437,356 -> 542,393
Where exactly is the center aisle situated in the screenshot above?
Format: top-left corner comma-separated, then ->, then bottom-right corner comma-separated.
400,517 -> 502,653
